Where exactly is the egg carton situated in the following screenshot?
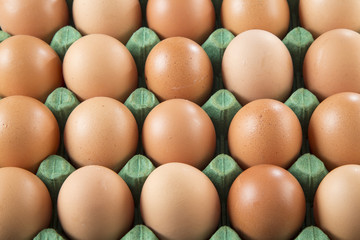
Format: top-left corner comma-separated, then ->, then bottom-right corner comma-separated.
0,0 -> 332,239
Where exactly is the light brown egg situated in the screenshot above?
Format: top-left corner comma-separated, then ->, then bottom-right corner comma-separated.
222,29 -> 293,106
146,0 -> 215,44
303,29 -> 360,101
64,97 -> 138,172
0,0 -> 69,43
314,164 -> 360,240
299,0 -> 360,39
228,164 -> 306,240
0,35 -> 64,102
63,34 -> 138,102
73,0 -> 141,44
308,92 -> 360,171
142,99 -> 216,170
145,37 -> 213,105
0,167 -> 52,240
221,0 -> 290,39
140,162 -> 220,240
228,99 -> 302,169
57,165 -> 134,240
0,96 -> 60,173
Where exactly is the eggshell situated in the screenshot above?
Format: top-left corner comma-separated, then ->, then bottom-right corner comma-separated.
303,29 -> 360,101
228,164 -> 306,240
142,99 -> 216,170
146,0 -> 215,44
145,37 -> 213,105
72,0 -> 141,44
140,162 -> 220,240
0,0 -> 69,43
299,0 -> 360,39
308,92 -> 360,170
0,35 -> 64,102
63,34 -> 138,102
228,99 -> 302,169
57,165 -> 134,240
221,0 -> 290,39
222,29 -> 293,105
0,96 -> 60,173
0,167 -> 52,240
64,97 -> 138,172
314,164 -> 360,240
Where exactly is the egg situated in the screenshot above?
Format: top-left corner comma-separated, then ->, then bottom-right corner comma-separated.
72,0 -> 141,44
0,35 -> 64,102
0,96 -> 60,173
145,37 -> 213,105
142,99 -> 216,170
64,97 -> 138,172
140,162 -> 220,240
57,165 -> 134,240
228,164 -> 306,240
228,99 -> 302,169
314,164 -> 360,240
146,0 -> 215,44
308,92 -> 360,171
222,29 -> 293,105
63,34 -> 138,102
0,167 -> 52,240
221,0 -> 290,39
299,0 -> 360,39
303,29 -> 360,101
0,0 -> 69,43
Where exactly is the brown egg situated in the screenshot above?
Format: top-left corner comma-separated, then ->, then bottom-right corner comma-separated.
73,0 -> 141,44
0,0 -> 69,43
303,29 -> 360,101
64,97 -> 138,172
58,165 -> 134,240
314,164 -> 360,240
222,29 -> 293,106
145,37 -> 213,105
0,167 -> 52,240
0,96 -> 60,173
308,92 -> 360,171
146,0 -> 215,44
0,35 -> 64,102
221,0 -> 290,39
228,164 -> 306,240
140,162 -> 220,240
63,34 -> 138,102
299,0 -> 360,39
228,99 -> 302,169
142,99 -> 216,170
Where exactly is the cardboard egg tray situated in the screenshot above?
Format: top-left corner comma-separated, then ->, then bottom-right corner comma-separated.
0,0 -> 332,239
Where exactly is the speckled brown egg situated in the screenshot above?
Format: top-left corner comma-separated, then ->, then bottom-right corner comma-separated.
140,162 -> 220,240
142,99 -> 216,170
222,29 -> 293,106
0,0 -> 69,43
145,37 -> 213,105
0,96 -> 60,173
57,165 -> 134,240
146,0 -> 215,44
221,0 -> 290,39
228,99 -> 302,169
73,0 -> 141,44
0,35 -> 64,102
63,34 -> 138,102
0,167 -> 52,240
308,92 -> 360,171
303,29 -> 360,101
228,164 -> 306,240
64,97 -> 138,172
